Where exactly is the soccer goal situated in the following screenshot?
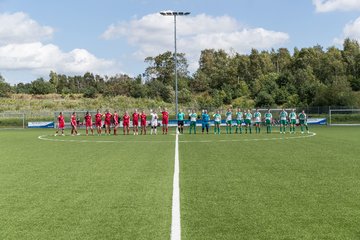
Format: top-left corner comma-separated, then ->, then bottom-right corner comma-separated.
0,112 -> 25,129
329,109 -> 360,126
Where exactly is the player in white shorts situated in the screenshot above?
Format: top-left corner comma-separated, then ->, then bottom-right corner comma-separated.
150,110 -> 158,135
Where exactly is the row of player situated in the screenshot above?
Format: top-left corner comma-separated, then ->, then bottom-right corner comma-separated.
55,108 -> 310,136
55,109 -> 164,136
179,108 -> 309,134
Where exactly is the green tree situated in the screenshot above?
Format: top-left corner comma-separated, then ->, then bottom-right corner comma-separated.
30,78 -> 56,95
190,71 -> 210,93
271,48 -> 292,74
210,89 -> 226,108
0,75 -> 12,97
342,38 -> 360,76
129,76 -> 146,98
197,49 -> 229,89
196,93 -> 214,110
49,71 -> 59,93
83,86 -> 97,98
144,51 -> 189,86
318,47 -> 346,85
292,67 -> 321,106
314,77 -> 356,106
15,82 -> 32,94
255,90 -> 275,107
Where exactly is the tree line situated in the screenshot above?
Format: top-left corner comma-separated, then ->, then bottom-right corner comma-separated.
1,38 -> 360,109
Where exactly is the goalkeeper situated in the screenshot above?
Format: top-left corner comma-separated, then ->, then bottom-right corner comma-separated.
201,110 -> 210,134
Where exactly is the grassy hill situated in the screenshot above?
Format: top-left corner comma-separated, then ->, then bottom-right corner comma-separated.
0,94 -> 174,113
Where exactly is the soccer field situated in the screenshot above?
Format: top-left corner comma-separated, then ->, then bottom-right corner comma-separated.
1,126 -> 360,239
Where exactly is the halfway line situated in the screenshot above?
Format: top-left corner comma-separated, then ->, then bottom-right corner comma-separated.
171,133 -> 181,240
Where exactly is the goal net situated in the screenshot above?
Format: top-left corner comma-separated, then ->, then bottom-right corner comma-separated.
329,109 -> 360,126
0,112 -> 25,128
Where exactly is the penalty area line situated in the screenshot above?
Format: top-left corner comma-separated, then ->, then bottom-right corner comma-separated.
171,133 -> 181,240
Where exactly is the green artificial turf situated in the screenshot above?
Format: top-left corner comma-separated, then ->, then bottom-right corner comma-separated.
0,129 -> 174,240
180,126 -> 360,240
1,126 -> 360,240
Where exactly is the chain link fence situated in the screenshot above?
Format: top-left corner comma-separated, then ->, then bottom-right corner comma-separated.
1,106 -> 360,127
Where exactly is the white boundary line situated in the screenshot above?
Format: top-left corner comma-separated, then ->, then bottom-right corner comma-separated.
171,133 -> 181,240
0,128 -> 25,130
37,135 -> 173,143
37,132 -> 316,144
180,132 -> 317,143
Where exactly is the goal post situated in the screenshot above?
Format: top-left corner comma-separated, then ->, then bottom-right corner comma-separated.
329,109 -> 360,126
0,112 -> 25,129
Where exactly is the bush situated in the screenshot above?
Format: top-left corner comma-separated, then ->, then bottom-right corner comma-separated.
30,78 -> 56,95
196,93 -> 213,109
255,91 -> 275,107
231,97 -> 255,109
83,87 -> 97,98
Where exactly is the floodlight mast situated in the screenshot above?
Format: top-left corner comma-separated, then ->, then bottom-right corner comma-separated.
160,11 -> 190,121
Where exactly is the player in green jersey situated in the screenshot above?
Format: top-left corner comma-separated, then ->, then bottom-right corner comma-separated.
298,110 -> 309,134
213,110 -> 221,134
189,109 -> 197,134
225,108 -> 233,134
235,108 -> 243,134
254,108 -> 262,134
289,109 -> 297,134
177,109 -> 185,134
279,108 -> 288,134
244,109 -> 252,134
264,109 -> 273,133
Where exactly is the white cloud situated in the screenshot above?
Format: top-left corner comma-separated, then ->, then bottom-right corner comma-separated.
334,16 -> 360,44
0,12 -> 54,44
0,12 -> 120,83
101,13 -> 289,71
313,0 -> 360,12
0,42 -> 116,74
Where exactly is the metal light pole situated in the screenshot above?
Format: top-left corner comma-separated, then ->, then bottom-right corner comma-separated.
160,11 -> 190,119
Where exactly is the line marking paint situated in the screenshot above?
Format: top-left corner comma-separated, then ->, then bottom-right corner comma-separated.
37,135 -> 173,143
179,132 -> 316,143
171,133 -> 181,240
37,132 -> 316,144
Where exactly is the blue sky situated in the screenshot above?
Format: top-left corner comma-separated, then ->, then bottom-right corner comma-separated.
1,0 -> 360,84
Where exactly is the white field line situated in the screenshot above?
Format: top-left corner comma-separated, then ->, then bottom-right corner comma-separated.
37,132 -> 316,144
37,135 -> 173,143
180,132 -> 316,143
171,133 -> 181,240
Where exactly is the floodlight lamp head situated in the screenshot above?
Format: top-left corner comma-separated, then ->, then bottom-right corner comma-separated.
159,11 -> 191,16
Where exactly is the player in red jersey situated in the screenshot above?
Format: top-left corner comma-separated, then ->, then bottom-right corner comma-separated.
123,111 -> 130,135
70,112 -> 79,136
132,109 -> 140,135
113,111 -> 120,135
55,112 -> 65,136
95,109 -> 103,135
140,110 -> 147,135
84,111 -> 94,136
104,110 -> 112,135
161,108 -> 169,134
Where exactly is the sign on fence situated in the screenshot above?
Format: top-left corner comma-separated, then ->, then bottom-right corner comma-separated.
28,122 -> 55,128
